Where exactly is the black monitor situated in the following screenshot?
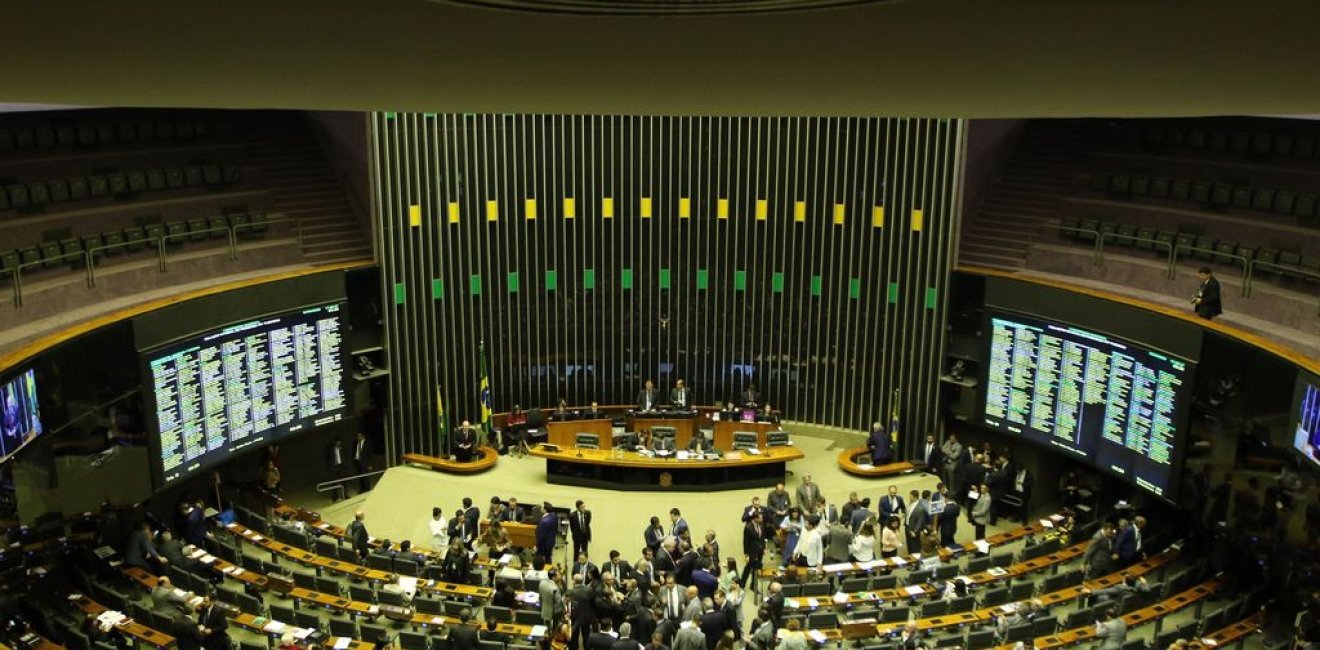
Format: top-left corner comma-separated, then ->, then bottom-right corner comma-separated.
144,302 -> 348,488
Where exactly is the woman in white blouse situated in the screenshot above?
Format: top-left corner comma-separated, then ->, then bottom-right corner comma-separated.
849,522 -> 876,562
880,516 -> 902,558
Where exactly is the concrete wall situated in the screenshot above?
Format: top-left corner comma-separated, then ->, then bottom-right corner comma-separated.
306,111 -> 372,238
962,119 -> 1026,221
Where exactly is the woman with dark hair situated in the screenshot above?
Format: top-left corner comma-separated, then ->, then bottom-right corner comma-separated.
778,507 -> 804,568
880,517 -> 901,558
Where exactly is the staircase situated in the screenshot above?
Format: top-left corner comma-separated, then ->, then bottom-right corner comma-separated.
958,121 -> 1096,270
238,112 -> 374,265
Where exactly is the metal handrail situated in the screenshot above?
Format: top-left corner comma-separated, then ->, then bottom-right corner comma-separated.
1171,244 -> 1251,295
85,236 -> 163,287
11,250 -> 91,307
1039,224 -> 1104,265
1246,260 -> 1320,315
314,469 -> 387,502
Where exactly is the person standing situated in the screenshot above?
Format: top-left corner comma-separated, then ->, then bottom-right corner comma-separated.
879,517 -> 901,558
1093,607 -> 1128,649
453,421 -> 478,463
940,433 -> 964,488
325,437 -> 346,501
539,567 -> 563,627
638,380 -> 659,412
671,380 -> 691,409
970,484 -> 992,539
644,516 -> 666,554
352,431 -> 370,494
867,422 -> 893,465
792,516 -> 823,570
905,490 -> 929,555
920,432 -> 942,476
879,485 -> 906,522
536,502 -> 558,564
938,500 -> 961,548
347,511 -> 370,561
741,511 -> 766,594
570,502 -> 591,557
429,507 -> 450,550
794,475 -> 821,511
197,598 -> 230,650
1192,267 -> 1222,320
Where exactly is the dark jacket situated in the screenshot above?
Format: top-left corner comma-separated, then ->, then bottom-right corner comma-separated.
448,625 -> 479,650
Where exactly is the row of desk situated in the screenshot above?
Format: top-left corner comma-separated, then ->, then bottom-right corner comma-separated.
529,444 -> 803,490
545,417 -> 781,451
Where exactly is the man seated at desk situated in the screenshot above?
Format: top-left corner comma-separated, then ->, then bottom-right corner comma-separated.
637,380 -> 660,413
551,399 -> 575,421
670,380 -> 692,411
756,404 -> 779,424
584,401 -> 604,420
717,401 -> 740,422
686,431 -> 714,454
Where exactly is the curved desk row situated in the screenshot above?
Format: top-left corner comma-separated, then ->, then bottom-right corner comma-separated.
836,446 -> 923,477
401,446 -> 500,474
528,444 -> 803,491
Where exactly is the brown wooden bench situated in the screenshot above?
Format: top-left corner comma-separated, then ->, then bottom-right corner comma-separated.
401,445 -> 499,474
837,445 -> 922,477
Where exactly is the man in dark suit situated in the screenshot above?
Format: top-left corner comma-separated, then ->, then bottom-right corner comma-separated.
352,431 -> 371,494
605,549 -> 634,584
453,421 -> 478,463
670,380 -> 691,410
741,384 -> 761,407
589,619 -> 620,650
698,599 -> 731,650
1113,516 -> 1145,566
569,575 -> 597,650
644,516 -> 666,554
920,433 -> 942,476
637,380 -> 659,412
125,521 -> 166,574
668,509 -> 689,540
1193,266 -> 1222,320
905,490 -> 929,555
463,497 -> 481,547
878,485 -> 906,522
937,500 -> 961,547
849,497 -> 873,534
196,598 -> 229,650
571,500 -> 593,558
572,551 -> 598,586
867,422 -> 894,465
347,510 -> 370,561
535,502 -> 558,563
740,511 -> 766,594
447,608 -> 479,650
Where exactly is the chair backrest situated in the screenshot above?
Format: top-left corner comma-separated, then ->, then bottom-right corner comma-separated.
1031,616 -> 1057,637
514,610 -> 543,625
651,426 -> 677,439
779,583 -> 802,597
361,624 -> 390,644
966,629 -> 994,648
732,431 -> 758,444
801,582 -> 831,597
921,600 -> 948,617
947,595 -> 975,614
294,611 -> 323,632
1006,622 -> 1033,642
871,574 -> 898,590
807,612 -> 838,629
880,606 -> 908,623
485,605 -> 513,623
1009,581 -> 1035,600
990,551 -> 1014,568
575,433 -> 600,448
293,571 -> 317,590
965,555 -> 992,574
766,431 -> 790,446
840,576 -> 870,592
269,604 -> 297,623
316,576 -> 342,596
934,564 -> 958,580
904,569 -> 932,586
369,553 -> 394,571
399,632 -> 432,650
732,440 -> 758,451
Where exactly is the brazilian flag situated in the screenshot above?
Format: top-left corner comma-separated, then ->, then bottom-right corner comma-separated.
479,341 -> 492,438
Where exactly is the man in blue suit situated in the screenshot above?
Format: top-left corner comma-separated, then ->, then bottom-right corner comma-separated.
866,422 -> 893,465
535,502 -> 559,564
1113,516 -> 1146,566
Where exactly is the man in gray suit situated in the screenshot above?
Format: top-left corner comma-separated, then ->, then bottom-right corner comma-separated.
539,567 -> 563,626
151,577 -> 193,618
905,490 -> 929,555
795,475 -> 821,511
1093,607 -> 1127,649
671,614 -> 706,650
1082,523 -> 1116,577
824,519 -> 852,563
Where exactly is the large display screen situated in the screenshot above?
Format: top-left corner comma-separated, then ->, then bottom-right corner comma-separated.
146,303 -> 347,488
982,310 -> 1192,500
0,369 -> 43,463
1291,372 -> 1320,469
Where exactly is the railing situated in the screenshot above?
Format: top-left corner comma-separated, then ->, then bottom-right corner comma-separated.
314,469 -> 387,502
1041,222 -> 1319,308
7,216 -> 299,307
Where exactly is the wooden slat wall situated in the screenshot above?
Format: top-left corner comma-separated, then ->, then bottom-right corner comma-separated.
372,114 -> 964,460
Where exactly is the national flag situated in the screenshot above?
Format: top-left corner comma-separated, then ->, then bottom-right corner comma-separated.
478,341 -> 492,437
889,388 -> 900,447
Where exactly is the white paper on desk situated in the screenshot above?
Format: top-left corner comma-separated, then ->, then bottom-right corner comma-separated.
398,576 -> 418,597
499,554 -> 514,565
368,605 -> 380,615
1049,514 -> 1064,523
68,594 -> 83,601
857,464 -> 874,470
832,593 -> 849,605
890,557 -> 907,567
1000,604 -> 1017,614
822,563 -> 853,572
199,554 -> 216,565
785,598 -> 800,609
987,567 -> 1008,577
333,637 -> 352,649
677,451 -> 690,460
973,539 -> 990,554
805,598 -> 818,608
432,617 -> 444,625
530,625 -> 548,637
858,560 -> 883,571
1201,639 -> 1217,647
725,452 -> 743,460
903,585 -> 924,596
1039,519 -> 1054,529
293,628 -> 314,641
807,630 -> 827,643
263,621 -> 286,633
188,548 -> 205,560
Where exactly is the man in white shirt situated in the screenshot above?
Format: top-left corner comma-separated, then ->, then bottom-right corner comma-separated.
794,516 -> 824,569
428,507 -> 449,551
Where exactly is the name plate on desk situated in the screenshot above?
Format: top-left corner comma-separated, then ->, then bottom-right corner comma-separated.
378,604 -> 413,622
266,574 -> 295,595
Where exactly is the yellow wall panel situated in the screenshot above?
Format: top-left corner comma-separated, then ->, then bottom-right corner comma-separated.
794,201 -> 806,223
525,198 -> 537,220
486,200 -> 499,222
640,197 -> 652,218
833,203 -> 846,225
602,197 -> 614,219
679,197 -> 691,219
408,204 -> 421,227
563,197 -> 576,219
911,208 -> 924,231
717,198 -> 730,220
871,205 -> 884,228
447,202 -> 460,224
756,199 -> 768,221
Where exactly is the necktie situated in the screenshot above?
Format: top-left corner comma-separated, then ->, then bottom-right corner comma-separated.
669,589 -> 680,619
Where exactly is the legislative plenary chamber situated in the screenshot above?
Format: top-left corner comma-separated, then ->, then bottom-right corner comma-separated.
0,4 -> 1317,650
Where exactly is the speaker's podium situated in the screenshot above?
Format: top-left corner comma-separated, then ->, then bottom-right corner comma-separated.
547,418 -> 613,449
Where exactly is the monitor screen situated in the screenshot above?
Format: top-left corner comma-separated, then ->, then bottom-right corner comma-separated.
145,303 -> 348,488
981,310 -> 1193,500
0,369 -> 43,462
1291,372 -> 1320,469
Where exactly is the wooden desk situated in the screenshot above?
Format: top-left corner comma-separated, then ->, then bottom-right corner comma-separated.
529,444 -> 803,491
547,419 -> 614,449
837,447 -> 922,477
402,446 -> 499,474
479,520 -> 538,549
1189,611 -> 1263,649
270,504 -> 504,572
225,522 -> 493,601
713,420 -> 778,449
631,415 -> 698,448
762,516 -> 1061,581
1015,577 -> 1224,649
70,595 -> 176,649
